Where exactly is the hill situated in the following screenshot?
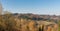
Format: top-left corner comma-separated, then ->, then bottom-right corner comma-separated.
0,13 -> 59,31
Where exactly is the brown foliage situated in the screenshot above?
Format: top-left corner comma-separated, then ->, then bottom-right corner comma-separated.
0,14 -> 58,31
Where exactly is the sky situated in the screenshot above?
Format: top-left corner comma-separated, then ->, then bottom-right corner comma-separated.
1,0 -> 60,15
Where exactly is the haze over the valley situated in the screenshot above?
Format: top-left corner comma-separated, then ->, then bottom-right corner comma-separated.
1,0 -> 60,15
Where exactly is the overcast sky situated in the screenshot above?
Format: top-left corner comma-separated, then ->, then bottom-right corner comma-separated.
1,0 -> 60,15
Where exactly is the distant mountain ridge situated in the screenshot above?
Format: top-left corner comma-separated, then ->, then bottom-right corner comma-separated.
2,13 -> 60,23
5,13 -> 59,23
12,13 -> 60,20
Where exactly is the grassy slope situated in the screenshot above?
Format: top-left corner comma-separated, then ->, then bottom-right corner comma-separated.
58,20 -> 60,31
0,14 -> 59,31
